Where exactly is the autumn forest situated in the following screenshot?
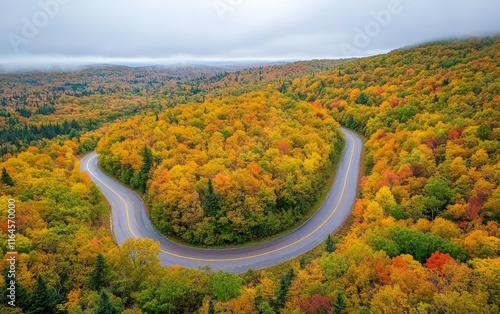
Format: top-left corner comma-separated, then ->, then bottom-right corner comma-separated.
1,37 -> 500,313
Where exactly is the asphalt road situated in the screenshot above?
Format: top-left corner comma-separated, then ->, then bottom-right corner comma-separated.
80,127 -> 362,273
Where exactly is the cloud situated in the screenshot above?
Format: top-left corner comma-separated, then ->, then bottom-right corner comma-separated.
0,0 -> 499,64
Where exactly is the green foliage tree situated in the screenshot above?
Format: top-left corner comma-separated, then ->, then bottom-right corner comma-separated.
390,227 -> 465,263
423,177 -> 452,220
77,138 -> 98,154
209,270 -> 242,302
477,123 -> 491,140
69,128 -> 80,139
369,235 -> 400,258
257,301 -> 276,314
319,253 -> 349,281
135,266 -> 208,314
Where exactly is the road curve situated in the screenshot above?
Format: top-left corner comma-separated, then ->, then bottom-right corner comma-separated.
80,127 -> 362,273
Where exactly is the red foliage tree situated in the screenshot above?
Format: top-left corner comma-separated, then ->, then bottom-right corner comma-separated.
375,261 -> 392,285
425,251 -> 454,274
300,294 -> 333,314
466,196 -> 482,220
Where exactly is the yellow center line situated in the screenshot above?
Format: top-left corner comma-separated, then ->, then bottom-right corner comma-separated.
86,155 -> 140,239
85,131 -> 357,263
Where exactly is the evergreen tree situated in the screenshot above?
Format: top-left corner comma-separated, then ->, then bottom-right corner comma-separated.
137,146 -> 153,193
273,268 -> 294,311
202,179 -> 220,217
30,276 -> 56,314
279,82 -> 288,94
333,291 -> 346,314
325,234 -> 336,253
0,119 -> 84,149
299,256 -> 308,269
95,290 -> 121,314
356,92 -> 369,105
1,168 -> 14,186
89,254 -> 110,291
70,119 -> 81,130
35,105 -> 56,115
16,107 -> 32,118
208,299 -> 216,314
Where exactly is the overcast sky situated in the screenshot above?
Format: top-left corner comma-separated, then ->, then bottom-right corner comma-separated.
1,0 -> 499,66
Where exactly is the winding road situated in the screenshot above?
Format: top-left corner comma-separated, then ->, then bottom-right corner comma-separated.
80,127 -> 362,273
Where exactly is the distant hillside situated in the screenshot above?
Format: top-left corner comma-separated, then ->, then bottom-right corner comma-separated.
0,59 -> 349,155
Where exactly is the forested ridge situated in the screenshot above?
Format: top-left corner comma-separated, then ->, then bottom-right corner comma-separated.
0,37 -> 499,313
0,61 -> 343,157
